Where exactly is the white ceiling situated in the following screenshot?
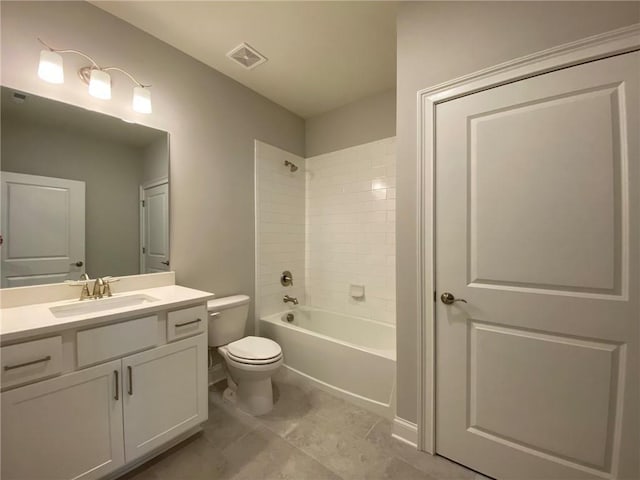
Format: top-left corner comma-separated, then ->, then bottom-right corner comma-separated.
91,1 -> 398,119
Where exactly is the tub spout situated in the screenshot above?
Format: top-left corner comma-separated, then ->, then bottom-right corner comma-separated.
283,295 -> 298,305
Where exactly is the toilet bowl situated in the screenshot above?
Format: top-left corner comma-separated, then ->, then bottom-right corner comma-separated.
218,336 -> 283,415
207,295 -> 283,415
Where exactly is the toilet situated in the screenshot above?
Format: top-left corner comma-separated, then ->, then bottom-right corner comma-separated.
207,295 -> 283,415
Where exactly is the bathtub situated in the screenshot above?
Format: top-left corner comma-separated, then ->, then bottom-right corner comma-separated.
259,307 -> 396,416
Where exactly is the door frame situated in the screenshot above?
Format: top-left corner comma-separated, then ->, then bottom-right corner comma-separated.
139,177 -> 169,274
416,24 -> 640,454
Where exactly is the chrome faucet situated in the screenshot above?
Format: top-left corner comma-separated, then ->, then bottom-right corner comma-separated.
283,295 -> 298,305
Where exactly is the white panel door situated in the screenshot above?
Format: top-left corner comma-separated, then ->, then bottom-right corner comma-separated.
435,52 -> 639,479
1,360 -> 125,480
1,172 -> 85,287
122,333 -> 207,463
141,182 -> 169,273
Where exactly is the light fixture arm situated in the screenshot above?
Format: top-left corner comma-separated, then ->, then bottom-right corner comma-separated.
102,67 -> 151,89
37,38 -> 101,69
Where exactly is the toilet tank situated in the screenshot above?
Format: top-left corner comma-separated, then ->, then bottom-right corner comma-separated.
207,295 -> 251,347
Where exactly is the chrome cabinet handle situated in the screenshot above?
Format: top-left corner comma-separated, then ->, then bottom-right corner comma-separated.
114,370 -> 119,400
175,318 -> 202,328
127,366 -> 133,395
440,292 -> 467,305
4,355 -> 52,371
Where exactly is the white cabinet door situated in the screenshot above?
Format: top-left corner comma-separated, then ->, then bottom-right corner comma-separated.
122,333 -> 207,462
1,172 -> 85,287
434,52 -> 639,479
1,360 -> 124,480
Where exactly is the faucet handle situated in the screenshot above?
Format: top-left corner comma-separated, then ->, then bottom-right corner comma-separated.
65,279 -> 92,300
65,279 -> 90,286
281,271 -> 293,286
102,276 -> 119,297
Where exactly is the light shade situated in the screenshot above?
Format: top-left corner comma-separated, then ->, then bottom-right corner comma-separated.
88,69 -> 111,100
133,86 -> 152,114
38,50 -> 64,84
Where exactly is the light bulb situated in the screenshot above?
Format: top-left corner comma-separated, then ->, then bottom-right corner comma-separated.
88,69 -> 111,100
133,86 -> 152,114
38,50 -> 64,84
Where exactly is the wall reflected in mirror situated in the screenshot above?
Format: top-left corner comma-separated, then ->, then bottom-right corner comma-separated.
1,87 -> 169,288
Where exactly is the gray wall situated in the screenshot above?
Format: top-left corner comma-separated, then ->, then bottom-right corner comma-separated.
2,118 -> 143,279
396,1 -> 640,424
142,135 -> 169,184
305,88 -> 396,156
1,1 -> 305,328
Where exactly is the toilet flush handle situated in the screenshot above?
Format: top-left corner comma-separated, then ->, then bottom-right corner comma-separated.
209,312 -> 220,318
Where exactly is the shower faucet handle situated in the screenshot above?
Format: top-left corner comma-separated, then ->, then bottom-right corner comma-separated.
281,270 -> 293,286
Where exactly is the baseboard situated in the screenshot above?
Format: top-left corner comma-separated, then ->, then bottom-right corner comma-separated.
392,416 -> 418,448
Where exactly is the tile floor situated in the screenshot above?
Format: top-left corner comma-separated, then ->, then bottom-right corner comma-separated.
122,380 -> 488,480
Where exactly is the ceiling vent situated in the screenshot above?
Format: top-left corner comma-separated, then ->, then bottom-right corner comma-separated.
226,43 -> 267,70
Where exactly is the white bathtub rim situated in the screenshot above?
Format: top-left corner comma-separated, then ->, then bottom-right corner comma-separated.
261,308 -> 396,361
265,305 -> 396,330
275,364 -> 394,419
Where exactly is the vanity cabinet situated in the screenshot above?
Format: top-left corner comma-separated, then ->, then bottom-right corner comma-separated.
1,359 -> 125,480
0,298 -> 210,480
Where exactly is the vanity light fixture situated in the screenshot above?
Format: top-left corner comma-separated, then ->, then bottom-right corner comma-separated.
37,38 -> 152,114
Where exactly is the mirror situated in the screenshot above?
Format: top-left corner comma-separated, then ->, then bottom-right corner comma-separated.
0,87 -> 169,288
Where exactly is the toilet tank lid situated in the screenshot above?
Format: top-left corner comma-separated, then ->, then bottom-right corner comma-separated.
207,294 -> 250,311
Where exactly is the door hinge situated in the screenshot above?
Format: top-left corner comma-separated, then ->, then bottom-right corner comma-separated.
141,200 -> 145,207
142,247 -> 146,254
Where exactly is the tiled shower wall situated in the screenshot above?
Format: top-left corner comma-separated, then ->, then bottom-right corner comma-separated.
305,137 -> 396,324
256,137 -> 396,323
255,141 -> 306,316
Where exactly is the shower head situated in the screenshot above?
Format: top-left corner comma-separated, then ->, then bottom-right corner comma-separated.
284,160 -> 298,172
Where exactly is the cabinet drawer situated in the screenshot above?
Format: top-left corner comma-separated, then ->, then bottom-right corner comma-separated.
1,336 -> 63,388
77,316 -> 159,367
167,305 -> 206,342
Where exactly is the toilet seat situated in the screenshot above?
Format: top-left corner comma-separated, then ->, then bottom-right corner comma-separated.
227,351 -> 283,365
225,336 -> 282,365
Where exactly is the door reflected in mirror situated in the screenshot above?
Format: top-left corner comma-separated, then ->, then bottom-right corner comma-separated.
0,87 -> 170,288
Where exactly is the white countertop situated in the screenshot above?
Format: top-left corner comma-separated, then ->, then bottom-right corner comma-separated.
0,285 -> 215,344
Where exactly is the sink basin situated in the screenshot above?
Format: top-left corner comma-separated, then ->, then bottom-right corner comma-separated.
50,294 -> 159,318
